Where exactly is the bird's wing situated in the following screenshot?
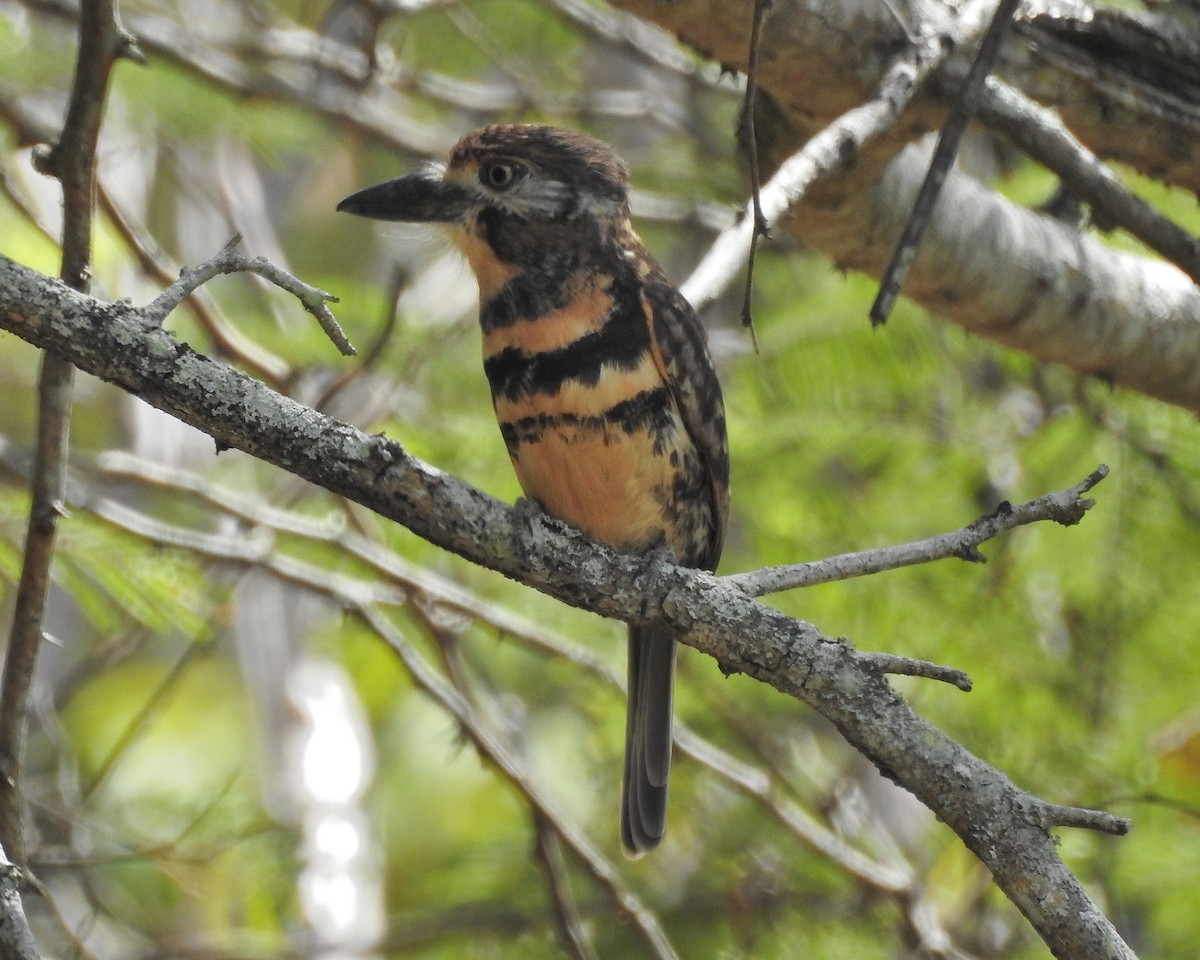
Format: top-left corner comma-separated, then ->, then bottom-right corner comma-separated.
640,267 -> 731,571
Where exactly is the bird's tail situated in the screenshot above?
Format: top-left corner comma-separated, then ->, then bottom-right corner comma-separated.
621,624 -> 677,856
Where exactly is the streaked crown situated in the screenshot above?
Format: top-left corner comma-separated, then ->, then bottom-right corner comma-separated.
450,125 -> 629,204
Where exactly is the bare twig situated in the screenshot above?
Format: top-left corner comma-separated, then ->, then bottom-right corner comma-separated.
87,497 -> 405,608
90,452 -> 620,673
19,0 -> 451,155
0,160 -> 60,246
0,0 -> 133,867
0,93 -> 295,389
860,653 -> 973,692
143,235 -> 355,356
0,360 -> 73,865
734,0 -> 773,344
96,182 -> 293,388
547,0 -> 719,85
314,264 -> 407,411
18,868 -> 101,960
672,726 -> 915,894
870,0 -> 1021,326
533,814 -> 599,960
1032,801 -> 1130,836
724,466 -> 1108,598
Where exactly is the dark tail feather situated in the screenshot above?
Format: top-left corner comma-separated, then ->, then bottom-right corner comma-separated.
621,625 -> 677,856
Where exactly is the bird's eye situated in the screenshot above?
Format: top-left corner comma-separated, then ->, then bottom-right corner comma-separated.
480,161 -> 524,191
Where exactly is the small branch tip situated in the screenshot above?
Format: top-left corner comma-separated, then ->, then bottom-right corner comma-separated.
862,652 -> 973,691
118,32 -> 147,64
1080,464 -> 1109,491
144,237 -> 355,353
1034,800 -> 1131,836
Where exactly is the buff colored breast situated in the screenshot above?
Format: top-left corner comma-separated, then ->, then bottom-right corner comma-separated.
506,391 -> 688,555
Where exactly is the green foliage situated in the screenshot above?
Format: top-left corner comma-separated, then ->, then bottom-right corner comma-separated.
63,658 -> 254,829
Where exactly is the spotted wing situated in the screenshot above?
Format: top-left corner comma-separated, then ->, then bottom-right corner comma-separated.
639,266 -> 730,572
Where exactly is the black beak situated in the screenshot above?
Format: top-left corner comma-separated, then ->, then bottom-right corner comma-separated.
337,174 -> 473,223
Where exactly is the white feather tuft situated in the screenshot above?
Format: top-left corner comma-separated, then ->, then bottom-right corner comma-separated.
375,220 -> 458,261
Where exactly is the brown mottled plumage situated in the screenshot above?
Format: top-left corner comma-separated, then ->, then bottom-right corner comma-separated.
339,124 -> 730,855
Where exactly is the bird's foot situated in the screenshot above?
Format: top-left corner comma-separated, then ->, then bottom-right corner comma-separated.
634,541 -> 678,619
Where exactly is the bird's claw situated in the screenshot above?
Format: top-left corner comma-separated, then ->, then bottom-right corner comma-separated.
635,541 -> 678,618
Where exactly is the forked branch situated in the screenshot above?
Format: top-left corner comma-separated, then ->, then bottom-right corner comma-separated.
144,234 -> 355,356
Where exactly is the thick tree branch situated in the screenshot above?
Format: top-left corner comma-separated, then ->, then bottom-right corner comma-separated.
680,0 -> 999,312
819,142 -> 1200,411
0,255 -> 1133,959
972,77 -> 1200,285
1012,4 -> 1200,193
618,0 -> 1200,416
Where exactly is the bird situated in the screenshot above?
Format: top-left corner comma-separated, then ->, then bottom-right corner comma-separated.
338,124 -> 729,855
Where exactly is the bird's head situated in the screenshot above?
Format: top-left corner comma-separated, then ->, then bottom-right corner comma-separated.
339,125 -> 632,294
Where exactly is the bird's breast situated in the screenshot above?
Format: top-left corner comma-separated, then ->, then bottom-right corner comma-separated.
479,267 -> 715,563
